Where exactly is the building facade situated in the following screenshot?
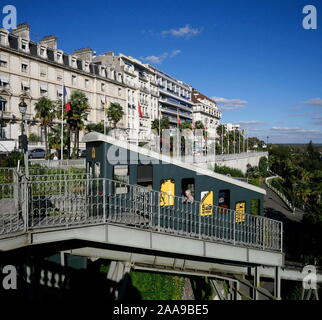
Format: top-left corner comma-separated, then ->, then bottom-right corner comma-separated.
192,89 -> 221,130
0,23 -> 223,152
93,52 -> 159,143
149,65 -> 193,127
0,24 -> 126,151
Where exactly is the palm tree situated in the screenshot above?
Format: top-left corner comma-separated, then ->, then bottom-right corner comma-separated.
66,90 -> 89,158
151,117 -> 170,135
34,97 -> 55,157
180,121 -> 192,130
106,102 -> 124,129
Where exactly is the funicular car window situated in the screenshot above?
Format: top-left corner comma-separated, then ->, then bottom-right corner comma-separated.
113,165 -> 129,194
218,190 -> 230,209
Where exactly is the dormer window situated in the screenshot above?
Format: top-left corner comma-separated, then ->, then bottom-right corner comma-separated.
83,61 -> 90,72
20,39 -> 29,52
56,51 -> 63,63
71,56 -> 77,68
99,66 -> 106,77
39,46 -> 47,58
0,31 -> 8,46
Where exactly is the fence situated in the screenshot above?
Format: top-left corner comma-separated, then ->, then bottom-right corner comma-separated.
28,159 -> 86,169
265,175 -> 295,212
0,173 -> 283,252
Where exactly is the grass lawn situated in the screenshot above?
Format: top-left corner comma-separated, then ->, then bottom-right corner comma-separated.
130,271 -> 185,300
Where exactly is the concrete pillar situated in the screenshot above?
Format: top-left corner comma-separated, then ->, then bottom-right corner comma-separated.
274,266 -> 281,300
254,266 -> 260,300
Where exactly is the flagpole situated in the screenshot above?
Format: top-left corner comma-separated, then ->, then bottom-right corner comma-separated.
61,84 -> 64,160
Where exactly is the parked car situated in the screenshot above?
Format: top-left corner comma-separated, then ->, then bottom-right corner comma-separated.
80,149 -> 87,158
28,148 -> 46,159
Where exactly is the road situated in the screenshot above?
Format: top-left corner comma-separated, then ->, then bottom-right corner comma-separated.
260,180 -> 304,222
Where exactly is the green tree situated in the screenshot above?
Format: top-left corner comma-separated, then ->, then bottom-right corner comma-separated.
151,117 -> 170,135
34,97 -> 56,157
66,90 -> 89,158
106,102 -> 124,129
86,122 -> 111,134
179,121 -> 192,131
258,156 -> 268,176
194,120 -> 204,129
48,124 -> 68,158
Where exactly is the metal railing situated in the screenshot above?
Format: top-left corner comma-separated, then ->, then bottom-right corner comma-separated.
0,174 -> 283,252
28,159 -> 86,169
265,175 -> 294,212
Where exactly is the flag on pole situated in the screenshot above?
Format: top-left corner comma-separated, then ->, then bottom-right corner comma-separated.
63,86 -> 71,113
138,103 -> 143,118
177,111 -> 181,126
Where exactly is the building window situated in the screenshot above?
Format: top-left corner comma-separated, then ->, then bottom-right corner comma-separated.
21,40 -> 28,51
0,75 -> 9,87
21,63 -> 28,73
118,87 -> 122,96
40,84 -> 48,96
39,46 -> 46,57
56,52 -> 63,63
0,97 -> 7,111
57,88 -> 63,99
0,54 -> 8,68
85,79 -> 89,88
21,82 -> 30,92
71,57 -> 77,68
40,67 -> 47,78
101,83 -> 105,92
72,75 -> 77,85
57,72 -> 63,82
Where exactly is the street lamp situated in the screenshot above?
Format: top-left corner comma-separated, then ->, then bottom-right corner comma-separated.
18,97 -> 29,177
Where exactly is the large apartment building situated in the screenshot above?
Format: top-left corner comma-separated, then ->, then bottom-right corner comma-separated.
0,24 -> 126,150
93,52 -> 159,142
149,65 -> 193,127
0,23 -> 222,151
192,88 -> 221,131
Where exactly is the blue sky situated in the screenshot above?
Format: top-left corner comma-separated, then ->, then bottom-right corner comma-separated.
7,0 -> 322,143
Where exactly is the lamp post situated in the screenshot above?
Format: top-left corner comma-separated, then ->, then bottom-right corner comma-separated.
18,97 -> 29,177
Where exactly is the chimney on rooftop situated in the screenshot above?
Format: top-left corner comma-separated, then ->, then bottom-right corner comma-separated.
40,35 -> 58,49
12,23 -> 30,40
72,48 -> 94,62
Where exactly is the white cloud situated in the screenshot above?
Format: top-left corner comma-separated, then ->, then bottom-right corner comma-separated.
161,25 -> 202,38
235,121 -> 265,125
270,127 -> 321,134
142,49 -> 182,65
301,98 -> 322,106
212,96 -> 248,111
169,49 -> 181,58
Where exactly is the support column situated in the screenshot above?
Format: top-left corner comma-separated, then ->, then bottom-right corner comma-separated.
274,266 -> 281,300
107,261 -> 132,300
253,266 -> 260,300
